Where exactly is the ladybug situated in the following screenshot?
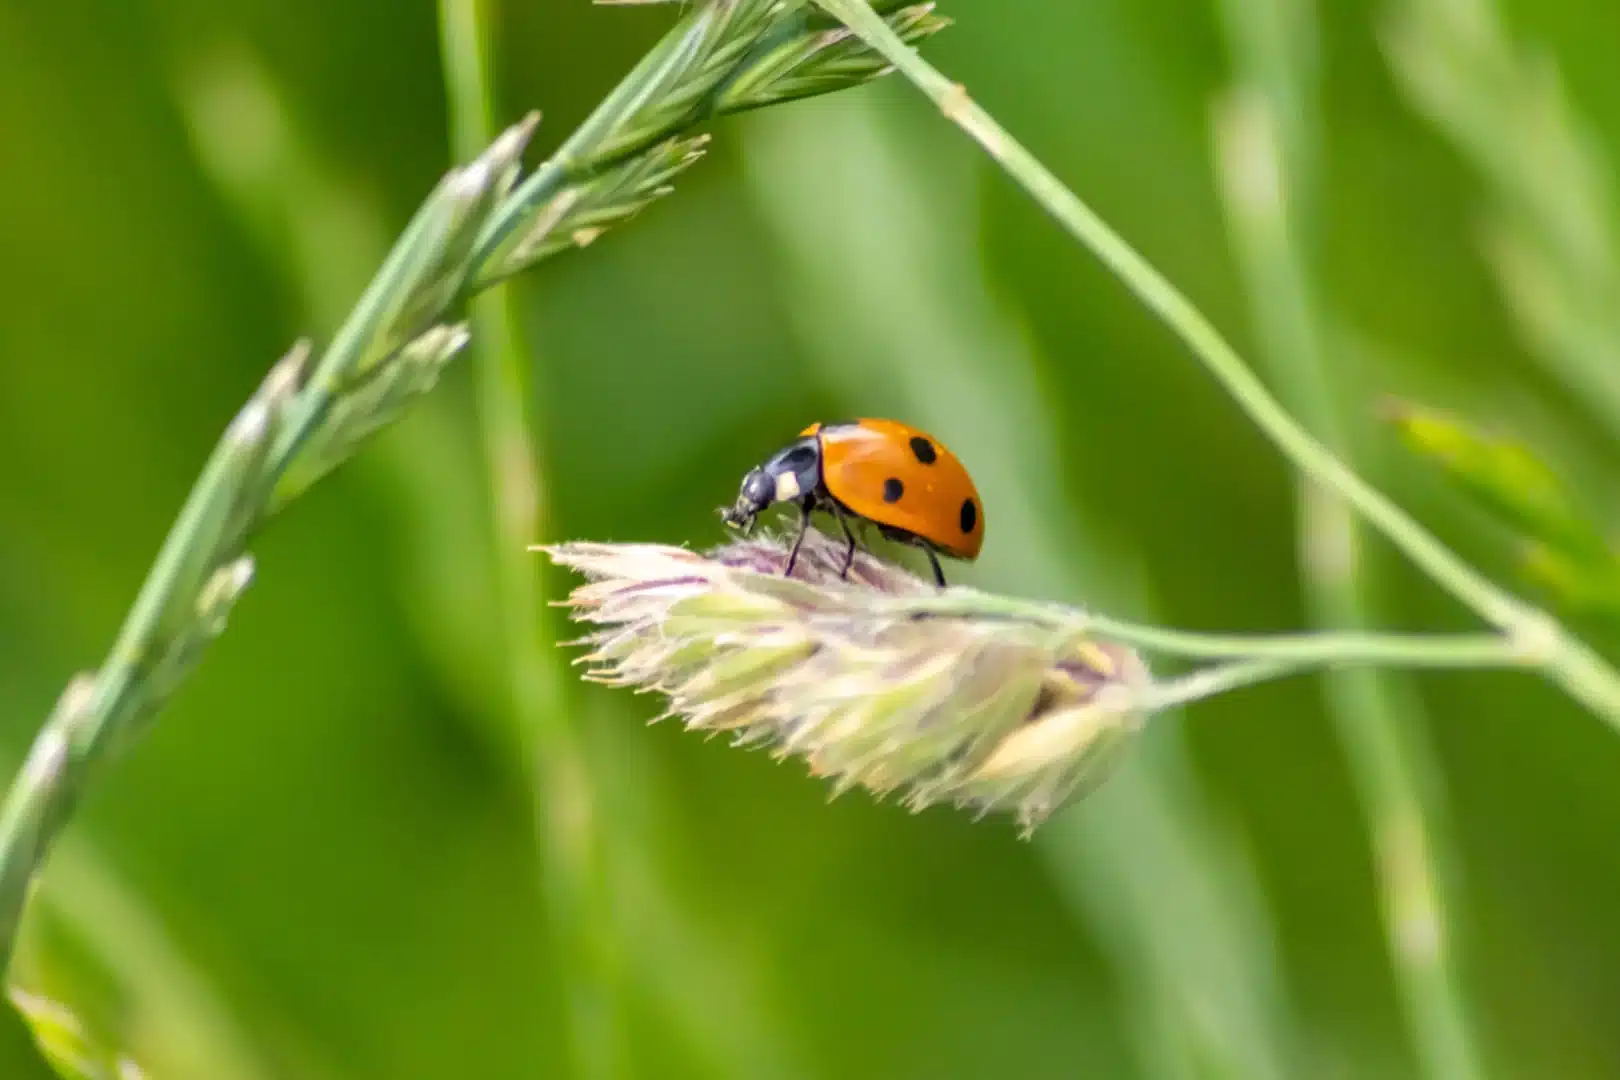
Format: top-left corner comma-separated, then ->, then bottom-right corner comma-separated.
719,418 -> 984,586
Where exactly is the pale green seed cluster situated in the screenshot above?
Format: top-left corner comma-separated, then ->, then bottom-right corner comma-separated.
544,529 -> 1148,835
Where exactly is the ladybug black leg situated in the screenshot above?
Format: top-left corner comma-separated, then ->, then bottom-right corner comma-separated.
783,501 -> 812,579
921,545 -> 947,588
833,505 -> 858,579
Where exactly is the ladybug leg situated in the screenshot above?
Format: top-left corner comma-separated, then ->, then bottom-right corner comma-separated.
832,505 -> 859,579
783,500 -> 813,579
921,544 -> 947,588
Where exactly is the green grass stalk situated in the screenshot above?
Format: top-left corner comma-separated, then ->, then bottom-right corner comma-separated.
898,592 -> 1525,669
807,0 -> 1620,727
435,2 -> 622,1077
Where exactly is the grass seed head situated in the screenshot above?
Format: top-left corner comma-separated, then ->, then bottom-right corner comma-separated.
542,527 -> 1149,835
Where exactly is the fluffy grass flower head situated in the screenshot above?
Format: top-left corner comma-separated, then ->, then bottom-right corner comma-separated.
541,528 -> 1150,834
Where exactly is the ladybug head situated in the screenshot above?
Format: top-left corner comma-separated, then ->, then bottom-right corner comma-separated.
720,466 -> 776,533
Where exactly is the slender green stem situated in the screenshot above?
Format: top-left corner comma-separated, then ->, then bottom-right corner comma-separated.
1131,644 -> 1483,720
1089,624 -> 1521,671
437,3 -> 621,1079
808,0 -> 1620,726
899,590 -> 1528,669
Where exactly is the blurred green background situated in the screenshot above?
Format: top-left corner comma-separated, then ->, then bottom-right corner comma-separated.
5,0 -> 1620,1077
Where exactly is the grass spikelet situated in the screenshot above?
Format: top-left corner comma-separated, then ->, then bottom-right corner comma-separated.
540,528 -> 1149,835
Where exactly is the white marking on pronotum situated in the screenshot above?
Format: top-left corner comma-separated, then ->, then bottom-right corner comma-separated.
774,472 -> 801,502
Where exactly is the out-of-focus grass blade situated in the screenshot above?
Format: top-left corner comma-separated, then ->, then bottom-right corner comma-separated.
605,732 -> 816,1080
435,4 -> 624,1079
1209,0 -> 1489,1057
739,97 -> 1300,1080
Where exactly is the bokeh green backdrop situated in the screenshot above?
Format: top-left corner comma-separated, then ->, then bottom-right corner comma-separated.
4,0 -> 1620,1077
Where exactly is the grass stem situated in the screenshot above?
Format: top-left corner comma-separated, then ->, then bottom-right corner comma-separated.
899,590 -> 1529,670
436,2 -> 621,1077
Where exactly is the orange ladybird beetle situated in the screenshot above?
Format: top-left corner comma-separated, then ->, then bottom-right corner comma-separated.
720,418 -> 984,587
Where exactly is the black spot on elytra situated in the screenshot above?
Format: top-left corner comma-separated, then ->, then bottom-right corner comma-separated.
882,477 -> 904,503
909,436 -> 937,464
959,498 -> 977,533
